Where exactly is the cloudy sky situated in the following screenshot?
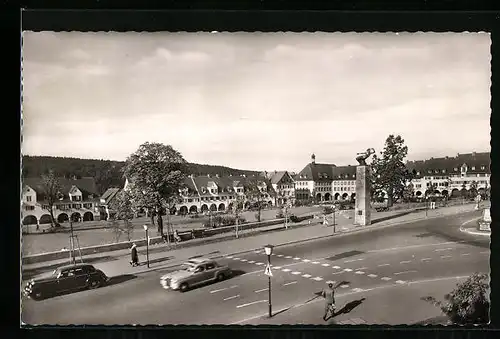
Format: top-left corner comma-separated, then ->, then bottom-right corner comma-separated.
22,32 -> 491,172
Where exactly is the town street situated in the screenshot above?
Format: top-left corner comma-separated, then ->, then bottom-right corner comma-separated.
22,211 -> 489,325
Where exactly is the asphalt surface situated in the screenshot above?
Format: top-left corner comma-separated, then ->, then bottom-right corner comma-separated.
22,210 -> 489,325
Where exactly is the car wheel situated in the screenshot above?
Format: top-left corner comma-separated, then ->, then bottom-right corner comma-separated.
217,273 -> 225,281
88,279 -> 101,289
179,283 -> 189,292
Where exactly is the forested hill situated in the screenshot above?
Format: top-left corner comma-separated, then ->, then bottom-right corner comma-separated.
22,156 -> 260,194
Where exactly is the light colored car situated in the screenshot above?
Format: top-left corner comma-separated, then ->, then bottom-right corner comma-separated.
160,258 -> 232,292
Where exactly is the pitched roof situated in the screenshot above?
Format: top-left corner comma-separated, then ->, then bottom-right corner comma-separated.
295,163 -> 337,181
406,152 -> 490,177
23,177 -> 99,201
100,187 -> 121,202
270,171 -> 287,184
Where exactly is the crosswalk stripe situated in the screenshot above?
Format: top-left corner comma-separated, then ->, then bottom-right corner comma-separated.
355,271 -> 365,275
302,259 -> 310,262
312,261 -> 320,264
381,277 -> 392,281
292,271 -> 301,275
312,277 -> 323,281
255,262 -> 264,266
322,263 -> 330,267
282,268 -> 291,272
367,274 -> 377,278
395,280 -> 407,284
277,254 -> 284,257
248,260 -> 255,264
302,274 -> 312,278
332,266 -> 341,269
240,259 -> 248,262
273,266 -> 282,270
226,256 -> 233,259
285,256 -> 292,259
343,268 -> 353,272
340,284 -> 349,288
351,288 -> 364,293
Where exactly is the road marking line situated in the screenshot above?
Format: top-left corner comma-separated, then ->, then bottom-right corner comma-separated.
285,256 -> 292,259
368,274 -> 378,278
255,288 -> 268,293
381,277 -> 392,281
302,259 -> 311,262
356,267 -> 368,271
367,241 -> 466,254
312,277 -> 324,281
400,260 -> 412,264
344,258 -> 364,263
355,271 -> 365,275
480,251 -> 490,254
231,275 -> 472,324
351,288 -> 364,293
226,256 -> 233,259
378,264 -> 390,267
395,280 -> 407,284
236,300 -> 267,308
273,266 -> 282,270
332,266 -> 341,269
322,263 -> 330,267
421,258 -> 432,262
332,272 -> 344,275
210,285 -> 238,293
435,248 -> 453,252
292,271 -> 301,275
394,270 -> 417,275
302,274 -> 312,278
282,268 -> 291,272
240,259 -> 248,262
248,260 -> 255,264
255,262 -> 264,266
343,268 -> 353,272
460,253 -> 470,256
277,254 -> 284,257
223,295 -> 240,301
283,281 -> 297,286
441,255 -> 452,259
233,257 -> 240,260
312,261 -> 320,264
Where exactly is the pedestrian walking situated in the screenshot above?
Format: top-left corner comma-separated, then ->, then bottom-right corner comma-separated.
322,281 -> 336,321
130,243 -> 139,266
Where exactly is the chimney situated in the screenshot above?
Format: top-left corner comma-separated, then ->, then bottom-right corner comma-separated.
311,153 -> 316,164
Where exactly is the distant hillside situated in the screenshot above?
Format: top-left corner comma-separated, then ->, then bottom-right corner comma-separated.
22,156 -> 260,194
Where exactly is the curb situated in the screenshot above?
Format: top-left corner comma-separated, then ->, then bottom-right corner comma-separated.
208,208 -> 476,261
23,207 -> 475,275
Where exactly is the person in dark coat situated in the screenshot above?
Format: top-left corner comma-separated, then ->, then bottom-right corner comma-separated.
130,243 -> 139,266
322,281 -> 336,321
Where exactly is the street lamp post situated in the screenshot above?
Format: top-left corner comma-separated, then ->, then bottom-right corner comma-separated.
332,205 -> 336,234
143,225 -> 150,268
264,244 -> 274,318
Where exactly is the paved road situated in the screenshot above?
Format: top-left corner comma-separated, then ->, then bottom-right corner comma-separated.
22,211 -> 489,325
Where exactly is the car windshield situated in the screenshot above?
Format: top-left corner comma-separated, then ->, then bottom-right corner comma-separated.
183,264 -> 197,272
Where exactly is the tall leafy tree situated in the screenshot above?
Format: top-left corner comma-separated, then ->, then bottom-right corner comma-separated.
108,190 -> 135,242
244,177 -> 270,222
425,181 -> 437,197
371,135 -> 413,207
40,170 -> 62,227
123,142 -> 188,237
469,180 -> 478,198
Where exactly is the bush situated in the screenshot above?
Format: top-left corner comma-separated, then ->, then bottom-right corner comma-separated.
423,273 -> 489,325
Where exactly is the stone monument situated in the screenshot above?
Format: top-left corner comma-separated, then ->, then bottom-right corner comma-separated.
354,148 -> 375,226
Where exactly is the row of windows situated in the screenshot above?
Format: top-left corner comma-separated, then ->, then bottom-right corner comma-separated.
24,203 -> 94,211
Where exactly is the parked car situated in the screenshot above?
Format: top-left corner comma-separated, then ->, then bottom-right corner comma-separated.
23,263 -> 109,300
160,258 -> 232,292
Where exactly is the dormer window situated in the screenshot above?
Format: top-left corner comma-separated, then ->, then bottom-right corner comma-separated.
434,170 -> 438,174
416,171 -> 420,175
454,168 -> 458,171
442,169 -> 446,173
428,170 -> 432,174
481,166 -> 485,170
471,166 -> 476,170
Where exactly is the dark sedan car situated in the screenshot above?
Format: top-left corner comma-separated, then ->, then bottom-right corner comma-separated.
23,263 -> 109,300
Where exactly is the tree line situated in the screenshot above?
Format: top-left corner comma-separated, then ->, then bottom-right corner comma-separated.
22,155 -> 259,194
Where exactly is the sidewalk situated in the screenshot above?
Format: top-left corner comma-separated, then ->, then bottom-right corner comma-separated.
22,203 -> 477,280
236,276 -> 467,325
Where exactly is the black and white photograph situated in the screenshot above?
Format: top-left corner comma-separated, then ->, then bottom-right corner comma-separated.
21,32 -> 491,325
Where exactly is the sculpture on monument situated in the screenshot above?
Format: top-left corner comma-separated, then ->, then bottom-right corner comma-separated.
355,148 -> 376,166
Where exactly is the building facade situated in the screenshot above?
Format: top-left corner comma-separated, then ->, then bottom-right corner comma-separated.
22,177 -> 100,226
269,171 -> 296,206
120,174 -> 274,215
406,152 -> 490,198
